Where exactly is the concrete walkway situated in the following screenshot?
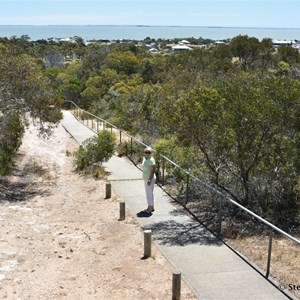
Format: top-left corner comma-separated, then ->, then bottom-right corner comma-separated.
61,111 -> 291,300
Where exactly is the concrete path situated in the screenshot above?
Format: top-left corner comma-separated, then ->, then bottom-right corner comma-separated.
61,111 -> 291,300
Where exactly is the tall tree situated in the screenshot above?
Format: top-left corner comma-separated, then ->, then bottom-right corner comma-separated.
172,74 -> 300,222
0,49 -> 62,175
230,35 -> 261,70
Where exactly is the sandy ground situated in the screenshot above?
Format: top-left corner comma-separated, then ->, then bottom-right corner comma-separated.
0,122 -> 196,300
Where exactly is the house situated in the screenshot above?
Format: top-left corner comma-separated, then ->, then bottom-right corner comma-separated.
148,48 -> 160,54
171,44 -> 193,52
179,39 -> 191,45
272,40 -> 295,48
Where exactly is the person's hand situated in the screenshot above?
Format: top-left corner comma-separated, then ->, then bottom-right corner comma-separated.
147,180 -> 151,186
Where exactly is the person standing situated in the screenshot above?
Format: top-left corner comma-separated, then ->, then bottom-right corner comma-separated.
142,147 -> 156,213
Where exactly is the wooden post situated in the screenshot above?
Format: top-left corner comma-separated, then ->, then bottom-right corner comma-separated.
172,272 -> 181,300
143,230 -> 152,258
105,182 -> 111,199
119,202 -> 125,221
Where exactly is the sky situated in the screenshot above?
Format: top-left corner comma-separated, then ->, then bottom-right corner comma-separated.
0,0 -> 299,28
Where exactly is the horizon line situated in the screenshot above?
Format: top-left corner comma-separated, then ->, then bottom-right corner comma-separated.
1,24 -> 300,30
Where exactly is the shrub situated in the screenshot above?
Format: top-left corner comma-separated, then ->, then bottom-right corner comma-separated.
74,130 -> 116,172
0,113 -> 24,176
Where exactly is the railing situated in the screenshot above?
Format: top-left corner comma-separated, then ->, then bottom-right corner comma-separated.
64,100 -> 299,286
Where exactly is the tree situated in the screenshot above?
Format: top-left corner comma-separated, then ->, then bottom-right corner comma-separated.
60,76 -> 82,104
44,50 -> 65,68
172,74 -> 300,222
0,50 -> 62,174
210,43 -> 233,74
258,38 -> 275,70
230,35 -> 261,70
278,44 -> 300,65
80,69 -> 120,104
103,51 -> 140,76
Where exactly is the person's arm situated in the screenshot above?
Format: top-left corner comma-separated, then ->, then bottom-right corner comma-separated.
147,164 -> 156,185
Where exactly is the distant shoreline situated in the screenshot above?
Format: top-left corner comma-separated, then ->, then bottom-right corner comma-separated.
1,25 -> 300,41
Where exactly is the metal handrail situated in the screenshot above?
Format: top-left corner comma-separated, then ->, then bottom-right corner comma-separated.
161,153 -> 300,245
64,100 -> 300,281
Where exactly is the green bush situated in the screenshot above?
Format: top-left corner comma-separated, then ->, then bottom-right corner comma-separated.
74,130 -> 116,172
0,113 -> 24,176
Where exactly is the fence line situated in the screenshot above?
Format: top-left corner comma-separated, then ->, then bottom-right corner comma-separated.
64,100 -> 299,281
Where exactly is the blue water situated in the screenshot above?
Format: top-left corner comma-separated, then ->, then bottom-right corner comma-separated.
0,25 -> 300,41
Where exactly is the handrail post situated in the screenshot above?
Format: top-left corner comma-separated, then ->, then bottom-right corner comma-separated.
119,130 -> 122,145
162,156 -> 165,185
266,229 -> 273,278
130,137 -> 133,156
185,174 -> 189,206
217,196 -> 223,237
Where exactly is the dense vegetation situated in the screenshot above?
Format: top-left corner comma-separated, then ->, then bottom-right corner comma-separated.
0,34 -> 299,228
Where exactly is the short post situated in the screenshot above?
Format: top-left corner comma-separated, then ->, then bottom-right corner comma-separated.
119,202 -> 125,221
143,230 -> 152,258
172,272 -> 181,300
105,182 -> 111,199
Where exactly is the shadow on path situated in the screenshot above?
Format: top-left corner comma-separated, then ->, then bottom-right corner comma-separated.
144,218 -> 223,247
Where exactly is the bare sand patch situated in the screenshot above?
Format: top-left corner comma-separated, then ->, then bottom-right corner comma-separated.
0,122 -> 196,300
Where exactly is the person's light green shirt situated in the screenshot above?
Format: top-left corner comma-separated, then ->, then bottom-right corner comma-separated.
142,157 -> 156,180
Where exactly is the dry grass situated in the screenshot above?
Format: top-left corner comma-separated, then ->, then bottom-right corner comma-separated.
227,235 -> 300,299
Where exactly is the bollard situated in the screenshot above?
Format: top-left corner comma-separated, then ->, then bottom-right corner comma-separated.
143,230 -> 152,258
105,182 -> 111,199
172,272 -> 181,300
119,202 -> 125,221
